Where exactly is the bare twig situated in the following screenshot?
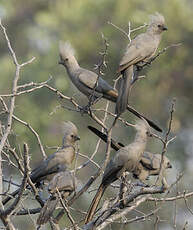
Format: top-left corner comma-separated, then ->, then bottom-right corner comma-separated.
88,33 -> 109,109
155,99 -> 176,185
0,96 -> 46,159
0,20 -> 35,213
107,21 -> 147,41
96,195 -> 150,230
56,189 -> 77,230
137,43 -> 182,70
0,143 -> 29,230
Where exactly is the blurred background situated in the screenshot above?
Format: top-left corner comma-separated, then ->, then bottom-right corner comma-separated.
0,0 -> 193,229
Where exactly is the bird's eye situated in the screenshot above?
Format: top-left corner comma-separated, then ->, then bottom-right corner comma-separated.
65,58 -> 69,61
157,24 -> 161,28
71,134 -> 74,138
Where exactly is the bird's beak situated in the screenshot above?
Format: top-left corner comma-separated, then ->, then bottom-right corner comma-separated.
58,60 -> 63,65
147,131 -> 153,137
58,55 -> 64,65
75,136 -> 80,141
162,26 -> 168,31
168,163 -> 172,168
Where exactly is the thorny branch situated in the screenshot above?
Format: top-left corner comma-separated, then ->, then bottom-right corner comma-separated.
153,99 -> 176,185
88,33 -> 109,107
56,189 -> 78,230
108,21 -> 147,42
137,43 -> 182,71
0,96 -> 46,159
0,144 -> 29,230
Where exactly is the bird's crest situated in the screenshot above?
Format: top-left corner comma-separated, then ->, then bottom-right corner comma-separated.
134,119 -> 150,132
59,41 -> 76,59
149,12 -> 165,25
63,121 -> 78,135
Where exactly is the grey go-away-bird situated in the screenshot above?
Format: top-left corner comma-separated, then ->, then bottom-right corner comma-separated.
2,121 -> 79,205
87,125 -> 172,182
133,151 -> 172,182
115,12 -> 167,116
59,41 -> 162,132
37,171 -> 76,225
85,119 -> 151,223
30,121 -> 79,186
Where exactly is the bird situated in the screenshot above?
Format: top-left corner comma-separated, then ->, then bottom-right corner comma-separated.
87,125 -> 172,182
30,121 -> 80,186
37,170 -> 76,225
2,121 -> 80,205
59,41 -> 162,133
85,119 -> 150,223
133,151 -> 172,182
115,12 -> 167,116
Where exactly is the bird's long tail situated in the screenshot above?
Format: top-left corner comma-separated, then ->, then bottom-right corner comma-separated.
85,183 -> 106,224
37,197 -> 59,225
126,105 -> 162,132
115,66 -> 133,116
2,188 -> 20,205
104,77 -> 162,132
88,126 -> 124,151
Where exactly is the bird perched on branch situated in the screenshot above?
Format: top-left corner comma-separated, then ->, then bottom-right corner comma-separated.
115,12 -> 167,116
59,41 -> 162,132
87,125 -> 172,182
3,121 -> 80,205
133,151 -> 172,182
30,121 -> 79,186
85,119 -> 151,223
37,170 -> 76,225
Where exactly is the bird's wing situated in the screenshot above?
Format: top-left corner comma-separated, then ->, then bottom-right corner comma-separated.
102,159 -> 124,186
30,154 -> 66,183
118,33 -> 156,72
30,160 -> 49,182
49,171 -> 75,193
78,69 -> 99,89
78,68 -> 114,93
102,148 -> 129,185
140,152 -> 156,170
151,154 -> 162,169
140,152 -> 162,171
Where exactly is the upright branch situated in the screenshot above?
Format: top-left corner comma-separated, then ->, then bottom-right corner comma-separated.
0,143 -> 30,230
150,99 -> 176,185
0,19 -> 35,209
108,21 -> 148,42
89,33 -> 109,108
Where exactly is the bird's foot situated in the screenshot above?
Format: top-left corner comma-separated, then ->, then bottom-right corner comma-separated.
78,105 -> 91,115
130,73 -> 146,87
133,181 -> 150,187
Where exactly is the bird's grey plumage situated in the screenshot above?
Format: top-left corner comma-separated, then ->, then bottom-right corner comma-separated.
37,171 -> 76,225
59,41 -> 118,101
59,41 -> 162,132
87,125 -> 172,182
2,122 -> 79,205
115,66 -> 133,116
133,152 -> 172,182
85,119 -> 150,223
116,12 -> 167,116
30,121 -> 79,185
